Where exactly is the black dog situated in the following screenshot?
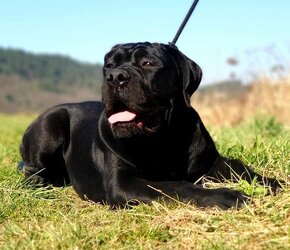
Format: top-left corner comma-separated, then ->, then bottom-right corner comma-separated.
19,42 -> 280,209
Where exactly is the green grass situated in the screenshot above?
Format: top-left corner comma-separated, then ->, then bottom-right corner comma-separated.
0,114 -> 289,249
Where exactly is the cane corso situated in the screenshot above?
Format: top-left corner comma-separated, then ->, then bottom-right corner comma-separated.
19,42 -> 280,209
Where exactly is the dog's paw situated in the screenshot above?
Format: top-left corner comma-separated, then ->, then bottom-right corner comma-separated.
17,163 -> 46,186
17,161 -> 26,173
196,188 -> 250,210
266,178 -> 286,195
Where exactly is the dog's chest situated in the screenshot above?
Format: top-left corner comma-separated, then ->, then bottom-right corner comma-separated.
131,146 -> 188,181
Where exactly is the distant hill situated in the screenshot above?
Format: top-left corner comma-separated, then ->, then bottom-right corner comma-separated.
0,48 -> 103,113
0,47 -> 248,113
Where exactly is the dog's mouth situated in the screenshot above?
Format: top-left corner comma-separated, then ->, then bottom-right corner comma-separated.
107,100 -> 136,124
106,100 -> 164,134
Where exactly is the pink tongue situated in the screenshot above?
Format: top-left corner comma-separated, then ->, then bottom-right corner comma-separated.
108,111 -> 136,124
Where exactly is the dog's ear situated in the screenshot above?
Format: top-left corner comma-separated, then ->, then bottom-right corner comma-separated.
167,45 -> 202,107
183,55 -> 202,105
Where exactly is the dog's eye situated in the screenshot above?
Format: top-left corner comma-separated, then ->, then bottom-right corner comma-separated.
105,63 -> 114,69
141,61 -> 154,67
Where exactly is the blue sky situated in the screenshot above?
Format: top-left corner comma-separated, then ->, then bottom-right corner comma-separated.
1,0 -> 289,84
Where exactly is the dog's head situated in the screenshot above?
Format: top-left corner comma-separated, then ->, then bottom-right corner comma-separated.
102,42 -> 202,138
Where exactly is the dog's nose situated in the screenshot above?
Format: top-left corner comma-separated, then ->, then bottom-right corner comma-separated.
106,69 -> 131,86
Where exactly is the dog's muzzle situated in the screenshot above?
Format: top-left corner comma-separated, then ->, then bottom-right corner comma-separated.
106,68 -> 131,87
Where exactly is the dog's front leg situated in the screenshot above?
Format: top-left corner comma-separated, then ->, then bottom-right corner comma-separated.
104,165 -> 248,209
207,156 -> 282,189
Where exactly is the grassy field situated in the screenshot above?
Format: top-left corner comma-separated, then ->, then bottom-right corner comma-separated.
0,113 -> 289,249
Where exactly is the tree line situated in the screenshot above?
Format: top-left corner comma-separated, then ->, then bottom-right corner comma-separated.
0,48 -> 103,92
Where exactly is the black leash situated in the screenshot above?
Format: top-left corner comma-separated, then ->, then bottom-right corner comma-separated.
171,0 -> 200,45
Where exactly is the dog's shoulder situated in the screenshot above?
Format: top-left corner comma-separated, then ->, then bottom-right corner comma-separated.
39,101 -> 104,123
29,101 -> 105,138
52,101 -> 104,115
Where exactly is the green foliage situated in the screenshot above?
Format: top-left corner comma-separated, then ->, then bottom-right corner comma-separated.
5,94 -> 15,102
236,179 -> 268,196
212,116 -> 290,175
252,117 -> 283,137
0,47 -> 103,91
0,115 -> 289,249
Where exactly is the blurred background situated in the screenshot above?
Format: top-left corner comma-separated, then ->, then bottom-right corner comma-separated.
0,0 -> 289,126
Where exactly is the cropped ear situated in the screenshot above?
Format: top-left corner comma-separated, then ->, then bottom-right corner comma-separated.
166,45 -> 202,107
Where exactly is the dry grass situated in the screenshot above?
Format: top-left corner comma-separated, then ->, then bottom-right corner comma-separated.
150,198 -> 290,250
192,76 -> 290,127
